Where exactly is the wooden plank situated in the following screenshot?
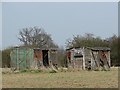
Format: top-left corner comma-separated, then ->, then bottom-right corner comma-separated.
82,47 -> 85,70
91,51 -> 99,68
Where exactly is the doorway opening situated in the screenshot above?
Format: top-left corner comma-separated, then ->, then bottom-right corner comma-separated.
42,50 -> 49,67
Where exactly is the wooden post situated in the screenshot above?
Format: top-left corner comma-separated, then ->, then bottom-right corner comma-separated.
96,51 -> 100,70
82,47 -> 85,70
24,48 -> 26,69
71,49 -> 74,68
108,51 -> 111,67
40,50 -> 43,67
90,50 -> 93,70
41,50 -> 44,69
48,51 -> 50,66
16,48 -> 18,70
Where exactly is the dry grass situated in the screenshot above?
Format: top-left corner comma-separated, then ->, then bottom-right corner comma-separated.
2,67 -> 118,88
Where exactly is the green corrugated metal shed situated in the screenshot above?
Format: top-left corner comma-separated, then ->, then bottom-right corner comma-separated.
10,47 -> 34,70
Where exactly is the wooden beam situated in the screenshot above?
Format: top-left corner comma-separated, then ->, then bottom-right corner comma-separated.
82,47 -> 85,70
108,51 -> 111,67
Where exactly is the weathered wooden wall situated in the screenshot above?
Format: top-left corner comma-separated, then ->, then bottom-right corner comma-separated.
33,48 -> 58,69
11,48 -> 58,70
66,47 -> 111,71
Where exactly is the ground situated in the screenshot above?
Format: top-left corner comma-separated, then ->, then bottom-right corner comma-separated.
2,67 -> 118,88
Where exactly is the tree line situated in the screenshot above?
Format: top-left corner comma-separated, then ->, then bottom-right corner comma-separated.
1,27 -> 119,68
66,33 -> 119,66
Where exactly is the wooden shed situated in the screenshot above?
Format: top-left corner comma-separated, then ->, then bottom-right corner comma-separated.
33,48 -> 58,69
10,47 -> 58,70
66,47 -> 111,71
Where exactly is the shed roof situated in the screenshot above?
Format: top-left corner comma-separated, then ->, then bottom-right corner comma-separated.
66,47 -> 110,51
66,46 -> 81,51
86,47 -> 110,51
33,48 -> 58,51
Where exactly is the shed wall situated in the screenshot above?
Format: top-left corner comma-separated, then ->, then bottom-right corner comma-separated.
10,48 -> 34,70
66,47 -> 111,71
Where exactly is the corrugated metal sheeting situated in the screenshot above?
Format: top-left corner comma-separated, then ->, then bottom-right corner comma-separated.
10,47 -> 58,70
10,48 -> 34,70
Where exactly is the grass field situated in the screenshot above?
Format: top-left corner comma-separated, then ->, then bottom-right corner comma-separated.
2,67 -> 118,88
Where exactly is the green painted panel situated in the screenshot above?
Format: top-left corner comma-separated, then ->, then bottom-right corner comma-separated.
10,48 -> 34,70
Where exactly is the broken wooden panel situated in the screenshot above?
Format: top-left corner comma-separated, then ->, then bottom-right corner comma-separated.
34,49 -> 42,60
66,47 -> 111,71
84,48 -> 92,70
50,50 -> 57,65
98,51 -> 110,70
74,57 -> 83,70
33,49 -> 43,69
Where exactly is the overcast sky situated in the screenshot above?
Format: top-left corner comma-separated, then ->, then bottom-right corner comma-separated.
2,2 -> 118,49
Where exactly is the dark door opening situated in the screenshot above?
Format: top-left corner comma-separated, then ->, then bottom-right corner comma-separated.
42,50 -> 49,67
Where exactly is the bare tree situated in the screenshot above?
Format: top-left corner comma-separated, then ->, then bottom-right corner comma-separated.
18,26 -> 58,48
